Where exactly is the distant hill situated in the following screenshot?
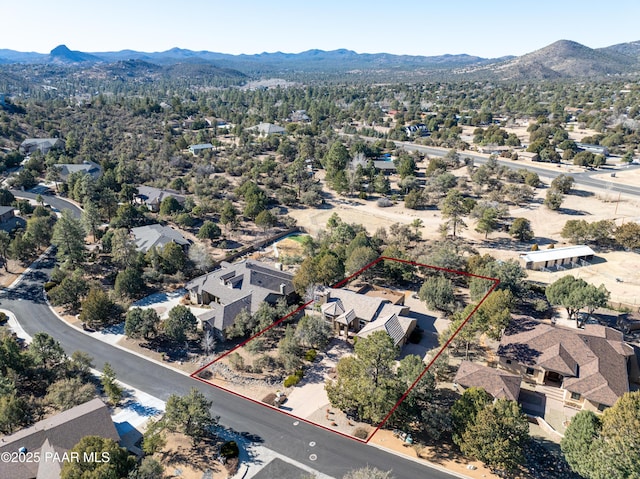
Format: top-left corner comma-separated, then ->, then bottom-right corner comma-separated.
599,41 -> 640,61
2,40 -> 640,80
49,44 -> 102,64
471,40 -> 639,80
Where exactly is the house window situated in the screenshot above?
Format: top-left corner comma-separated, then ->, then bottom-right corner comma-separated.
525,367 -> 535,376
597,403 -> 608,412
505,359 -> 512,365
571,392 -> 581,401
358,320 -> 366,330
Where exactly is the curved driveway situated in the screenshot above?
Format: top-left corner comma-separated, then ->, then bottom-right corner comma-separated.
3,194 -> 458,479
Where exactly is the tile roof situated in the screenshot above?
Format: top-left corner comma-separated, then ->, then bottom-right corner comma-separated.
321,288 -> 387,324
136,186 -> 185,207
0,205 -> 14,216
54,160 -> 102,180
356,313 -> 416,347
186,260 -> 294,332
454,361 -> 521,401
131,224 -> 189,252
249,123 -> 286,135
499,319 -> 634,406
0,398 -> 118,479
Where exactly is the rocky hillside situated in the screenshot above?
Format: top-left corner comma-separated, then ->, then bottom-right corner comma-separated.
474,40 -> 638,80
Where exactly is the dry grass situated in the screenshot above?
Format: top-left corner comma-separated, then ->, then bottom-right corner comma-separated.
156,432 -> 227,479
0,260 -> 27,288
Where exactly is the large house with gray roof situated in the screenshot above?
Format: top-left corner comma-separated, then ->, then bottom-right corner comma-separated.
0,398 -> 119,479
317,287 -> 416,347
186,260 -> 295,339
497,319 -> 639,412
135,186 -> 186,212
247,122 -> 286,136
131,224 -> 189,252
54,160 -> 102,181
19,138 -> 65,156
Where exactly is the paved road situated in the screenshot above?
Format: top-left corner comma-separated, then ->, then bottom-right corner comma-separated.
2,204 -> 459,479
10,190 -> 84,218
396,142 -> 640,197
348,138 -> 640,197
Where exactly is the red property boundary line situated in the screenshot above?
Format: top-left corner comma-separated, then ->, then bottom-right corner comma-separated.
191,256 -> 499,444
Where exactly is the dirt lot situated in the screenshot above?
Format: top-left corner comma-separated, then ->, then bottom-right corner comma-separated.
0,260 -> 27,287
370,429 -> 500,479
461,122 -> 602,146
156,432 -> 228,479
289,167 -> 640,307
592,166 -> 640,190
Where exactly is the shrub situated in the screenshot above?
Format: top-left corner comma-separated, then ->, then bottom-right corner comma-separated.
376,197 -> 392,208
254,354 -> 278,371
304,349 -> 317,362
284,370 -> 304,388
0,312 -> 6,324
353,427 -> 370,440
198,370 -> 212,380
534,299 -> 549,313
228,352 -> 245,371
220,441 -> 239,458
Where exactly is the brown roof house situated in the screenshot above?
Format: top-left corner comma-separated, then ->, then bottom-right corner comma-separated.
0,398 -> 119,479
453,361 -> 521,401
186,260 -> 295,340
317,287 -> 416,347
497,319 -> 639,412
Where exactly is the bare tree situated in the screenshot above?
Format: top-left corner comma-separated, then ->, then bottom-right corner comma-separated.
201,329 -> 217,356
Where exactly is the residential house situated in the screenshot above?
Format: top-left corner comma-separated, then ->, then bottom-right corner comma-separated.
0,398 -> 119,479
289,110 -> 310,122
404,124 -> 429,138
135,186 -> 186,213
497,319 -> 638,412
247,122 -> 286,136
518,244 -> 595,271
0,205 -> 14,223
186,260 -> 295,339
317,287 -> 416,347
576,143 -> 609,157
54,160 -> 102,182
188,143 -> 214,155
373,160 -> 397,175
453,360 -> 521,401
0,205 -> 23,233
19,138 -> 65,156
477,145 -> 511,155
131,224 -> 190,253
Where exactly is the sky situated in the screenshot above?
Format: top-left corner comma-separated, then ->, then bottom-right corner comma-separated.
3,0 -> 640,58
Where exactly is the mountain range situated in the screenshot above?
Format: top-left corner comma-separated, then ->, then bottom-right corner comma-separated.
2,40 -> 640,80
